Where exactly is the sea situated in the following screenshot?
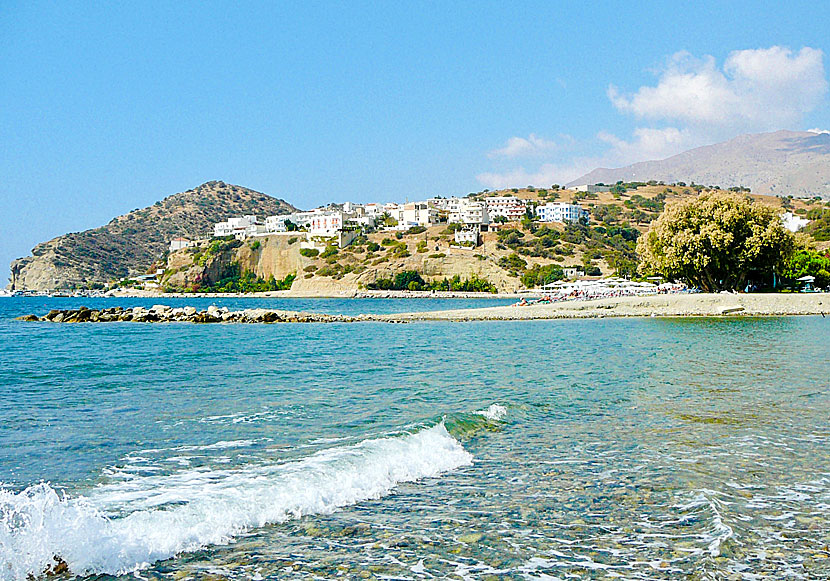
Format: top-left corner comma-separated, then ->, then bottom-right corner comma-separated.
0,297 -> 828,580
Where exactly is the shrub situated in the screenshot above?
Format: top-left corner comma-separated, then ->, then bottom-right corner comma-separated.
320,245 -> 339,258
288,237 -> 299,245
300,248 -> 319,258
521,264 -> 564,288
249,240 -> 261,251
498,253 -> 527,271
199,264 -> 296,292
316,266 -> 339,277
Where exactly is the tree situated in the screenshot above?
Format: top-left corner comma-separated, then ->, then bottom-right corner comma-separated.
521,264 -> 564,288
637,192 -> 795,291
782,248 -> 830,288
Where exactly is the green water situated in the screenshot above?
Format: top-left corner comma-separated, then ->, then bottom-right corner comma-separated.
0,298 -> 828,579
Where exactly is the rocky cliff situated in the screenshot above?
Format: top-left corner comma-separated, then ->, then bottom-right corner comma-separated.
9,181 -> 297,290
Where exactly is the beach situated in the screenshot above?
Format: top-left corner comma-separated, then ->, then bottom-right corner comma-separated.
18,292 -> 830,324
381,292 -> 830,321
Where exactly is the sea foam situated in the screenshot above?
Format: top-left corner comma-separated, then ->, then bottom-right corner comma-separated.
0,423 -> 471,580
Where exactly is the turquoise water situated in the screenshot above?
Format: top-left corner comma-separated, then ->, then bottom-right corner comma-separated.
1,298 -> 829,579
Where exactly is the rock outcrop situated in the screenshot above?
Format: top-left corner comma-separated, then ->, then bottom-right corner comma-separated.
19,305 -> 361,324
9,181 -> 297,291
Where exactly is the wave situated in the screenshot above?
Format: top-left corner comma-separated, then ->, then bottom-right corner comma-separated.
674,489 -> 735,557
0,423 -> 472,580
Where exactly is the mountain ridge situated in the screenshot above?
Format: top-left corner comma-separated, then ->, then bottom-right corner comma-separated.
569,130 -> 830,197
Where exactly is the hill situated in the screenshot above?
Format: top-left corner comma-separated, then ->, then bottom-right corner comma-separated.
9,181 -> 297,290
570,130 -> 830,198
159,184 -> 827,295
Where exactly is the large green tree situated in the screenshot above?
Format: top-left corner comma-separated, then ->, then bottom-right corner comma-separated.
636,192 -> 795,291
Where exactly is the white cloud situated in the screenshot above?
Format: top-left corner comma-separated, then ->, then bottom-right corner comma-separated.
609,46 -> 828,134
478,128 -> 692,188
487,134 -> 567,158
597,127 -> 690,165
477,161 -> 592,190
477,46 -> 828,189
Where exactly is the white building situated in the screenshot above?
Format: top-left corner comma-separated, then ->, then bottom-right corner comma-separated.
168,237 -> 193,252
265,214 -> 291,233
449,199 -> 489,226
363,203 -> 385,217
537,202 -> 589,224
782,212 -> 809,232
395,202 -> 439,227
307,211 -> 344,236
454,225 -> 480,246
214,215 -> 265,239
562,267 -> 584,279
572,184 -> 610,193
484,196 -> 526,221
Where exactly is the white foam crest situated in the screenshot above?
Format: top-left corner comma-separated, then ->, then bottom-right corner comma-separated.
0,424 -> 471,580
475,404 -> 507,421
675,490 -> 734,557
173,439 -> 258,452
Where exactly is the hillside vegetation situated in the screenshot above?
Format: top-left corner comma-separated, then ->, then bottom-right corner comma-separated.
10,182 -> 296,290
161,183 -> 828,294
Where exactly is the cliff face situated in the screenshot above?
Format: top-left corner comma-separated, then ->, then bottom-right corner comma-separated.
9,181 -> 297,290
162,230 -> 526,295
163,235 -> 308,290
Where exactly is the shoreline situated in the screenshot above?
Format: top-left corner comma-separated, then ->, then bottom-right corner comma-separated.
375,292 -> 830,321
16,293 -> 830,323
12,289 -> 528,300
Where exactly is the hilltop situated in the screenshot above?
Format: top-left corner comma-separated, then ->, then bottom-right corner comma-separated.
570,130 -> 830,198
9,182 -> 296,290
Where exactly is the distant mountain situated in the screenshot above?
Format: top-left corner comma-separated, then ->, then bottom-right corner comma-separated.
570,130 -> 830,197
10,181 -> 297,290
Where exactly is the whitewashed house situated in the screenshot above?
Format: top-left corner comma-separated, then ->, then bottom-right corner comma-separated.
537,202 -> 588,224
214,215 -> 265,239
396,202 -> 439,227
454,225 -> 480,246
449,199 -> 489,226
168,237 -> 193,252
307,211 -> 344,236
484,196 -> 526,221
782,212 -> 809,232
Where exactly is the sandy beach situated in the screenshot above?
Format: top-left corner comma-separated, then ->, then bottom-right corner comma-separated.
377,293 -> 830,321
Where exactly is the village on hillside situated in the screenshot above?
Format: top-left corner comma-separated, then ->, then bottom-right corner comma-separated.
134,181 -> 818,296
172,187 -> 597,254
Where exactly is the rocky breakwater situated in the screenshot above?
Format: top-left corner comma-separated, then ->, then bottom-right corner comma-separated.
17,305 -> 361,324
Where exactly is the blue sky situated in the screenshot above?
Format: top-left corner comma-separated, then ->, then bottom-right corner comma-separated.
2,1 -> 830,277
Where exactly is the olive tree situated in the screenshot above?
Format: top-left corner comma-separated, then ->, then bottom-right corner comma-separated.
636,192 -> 795,291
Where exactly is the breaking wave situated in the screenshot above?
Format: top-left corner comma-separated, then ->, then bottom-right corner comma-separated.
0,423 -> 472,580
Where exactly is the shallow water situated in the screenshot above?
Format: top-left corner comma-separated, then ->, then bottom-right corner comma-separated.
1,298 -> 828,579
